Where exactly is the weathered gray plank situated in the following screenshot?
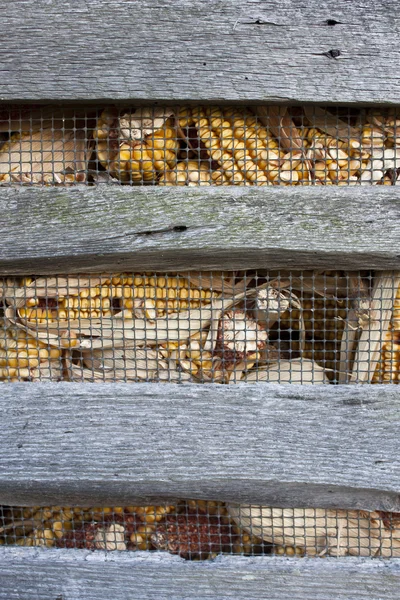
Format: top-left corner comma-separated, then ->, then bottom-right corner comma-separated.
0,548 -> 399,600
1,187 -> 399,274
1,383 -> 400,509
1,0 -> 400,103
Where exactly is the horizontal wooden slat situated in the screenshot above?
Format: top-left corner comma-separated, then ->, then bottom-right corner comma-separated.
1,383 -> 399,509
0,548 -> 399,600
0,0 -> 400,103
1,187 -> 399,274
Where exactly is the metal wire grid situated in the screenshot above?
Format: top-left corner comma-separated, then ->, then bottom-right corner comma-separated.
2,503 -> 400,558
0,105 -> 399,186
0,270 -> 399,384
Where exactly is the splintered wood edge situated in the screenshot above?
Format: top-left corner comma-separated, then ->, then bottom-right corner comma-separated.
0,187 -> 399,273
0,383 -> 399,509
0,549 -> 400,600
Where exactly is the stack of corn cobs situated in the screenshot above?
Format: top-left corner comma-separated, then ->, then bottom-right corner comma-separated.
2,501 -> 400,558
1,271 -> 399,384
0,106 -> 399,185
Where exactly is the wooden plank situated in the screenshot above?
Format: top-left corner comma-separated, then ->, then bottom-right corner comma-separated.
0,187 -> 399,274
0,548 -> 400,600
1,0 -> 400,103
0,382 -> 400,509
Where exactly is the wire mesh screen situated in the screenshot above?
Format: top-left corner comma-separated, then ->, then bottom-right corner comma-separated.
0,270 -> 399,384
2,502 -> 400,558
0,105 -> 399,186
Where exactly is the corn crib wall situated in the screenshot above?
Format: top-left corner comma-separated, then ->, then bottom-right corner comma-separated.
1,0 -> 400,598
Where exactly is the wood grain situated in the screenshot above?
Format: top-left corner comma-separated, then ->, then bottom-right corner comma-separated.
0,382 -> 399,509
0,0 -> 400,103
0,548 -> 400,600
0,186 -> 399,274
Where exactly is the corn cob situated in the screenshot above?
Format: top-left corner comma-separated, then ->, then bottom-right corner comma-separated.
179,107 -> 400,186
161,332 -> 222,382
373,283 -> 400,383
0,321 -> 62,381
179,106 -> 281,185
302,110 -> 400,186
5,274 -> 223,352
273,545 -> 305,556
164,310 -> 269,383
0,128 -> 90,185
158,160 -> 228,186
94,108 -> 180,183
13,274 -> 220,325
4,505 -> 175,551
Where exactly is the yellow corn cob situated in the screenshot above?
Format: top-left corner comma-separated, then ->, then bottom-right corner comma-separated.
373,284 -> 400,383
303,111 -> 400,185
0,321 -> 62,380
162,335 -> 220,382
158,160 -> 228,186
164,319 -> 263,383
4,504 -> 175,551
16,273 -> 221,325
95,108 -> 180,183
273,545 -> 305,556
180,107 -> 278,185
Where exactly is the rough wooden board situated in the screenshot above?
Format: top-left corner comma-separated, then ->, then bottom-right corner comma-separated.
1,0 -> 400,103
0,187 -> 399,274
1,383 -> 400,509
0,549 -> 400,600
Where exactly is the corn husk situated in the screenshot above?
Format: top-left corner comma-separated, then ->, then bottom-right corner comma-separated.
4,275 -> 231,351
227,505 -> 400,557
0,278 -> 15,301
338,274 -> 370,383
176,272 -> 248,295
303,107 -> 361,142
242,358 -> 328,384
350,272 -> 400,383
373,277 -> 400,383
256,106 -> 305,151
6,292 -> 235,351
76,345 -> 192,383
30,358 -> 64,382
173,305 -> 271,383
255,106 -> 313,183
0,126 -> 91,185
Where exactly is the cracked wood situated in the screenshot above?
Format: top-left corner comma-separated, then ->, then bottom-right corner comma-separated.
0,383 -> 400,509
0,187 -> 399,274
0,0 -> 400,102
